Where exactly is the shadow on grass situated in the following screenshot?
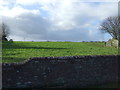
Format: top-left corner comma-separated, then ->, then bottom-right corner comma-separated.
3,46 -> 68,50
2,41 -> 68,50
6,47 -> 68,49
2,57 -> 26,63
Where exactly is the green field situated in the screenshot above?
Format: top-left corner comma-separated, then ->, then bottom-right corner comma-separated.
2,41 -> 119,63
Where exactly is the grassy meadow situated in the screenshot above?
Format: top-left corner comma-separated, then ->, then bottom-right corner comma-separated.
2,41 -> 119,63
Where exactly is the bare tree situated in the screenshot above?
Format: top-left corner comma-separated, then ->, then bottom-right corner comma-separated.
99,16 -> 120,40
0,22 -> 10,41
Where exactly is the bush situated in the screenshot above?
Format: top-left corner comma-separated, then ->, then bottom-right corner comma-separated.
9,39 -> 13,43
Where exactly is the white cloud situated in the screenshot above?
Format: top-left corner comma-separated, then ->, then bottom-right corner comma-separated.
16,0 -> 37,5
15,0 -> 119,6
0,5 -> 40,18
39,1 -> 117,31
0,0 -> 117,41
0,0 -> 9,5
3,12 -> 50,41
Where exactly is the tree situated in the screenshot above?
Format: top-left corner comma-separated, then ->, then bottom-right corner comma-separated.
99,16 -> 120,40
0,22 -> 10,41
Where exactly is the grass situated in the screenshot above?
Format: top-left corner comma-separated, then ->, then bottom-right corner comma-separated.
2,41 -> 119,63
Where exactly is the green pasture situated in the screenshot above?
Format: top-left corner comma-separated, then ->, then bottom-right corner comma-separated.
2,41 -> 119,63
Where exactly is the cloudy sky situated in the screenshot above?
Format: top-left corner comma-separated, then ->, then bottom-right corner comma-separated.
0,0 -> 119,41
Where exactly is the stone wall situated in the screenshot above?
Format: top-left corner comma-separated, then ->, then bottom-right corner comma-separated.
2,55 -> 120,88
106,39 -> 119,48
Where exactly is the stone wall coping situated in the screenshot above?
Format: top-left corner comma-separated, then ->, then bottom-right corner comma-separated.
2,55 -> 120,66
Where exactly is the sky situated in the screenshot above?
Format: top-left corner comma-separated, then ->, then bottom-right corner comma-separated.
0,0 -> 119,41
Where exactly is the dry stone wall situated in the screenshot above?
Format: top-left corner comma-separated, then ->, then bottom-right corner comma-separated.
106,39 -> 119,48
2,55 -> 120,88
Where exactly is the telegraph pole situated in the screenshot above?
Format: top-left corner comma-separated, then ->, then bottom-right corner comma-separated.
23,37 -> 25,41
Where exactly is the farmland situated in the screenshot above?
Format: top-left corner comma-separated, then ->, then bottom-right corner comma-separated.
2,41 -> 119,63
